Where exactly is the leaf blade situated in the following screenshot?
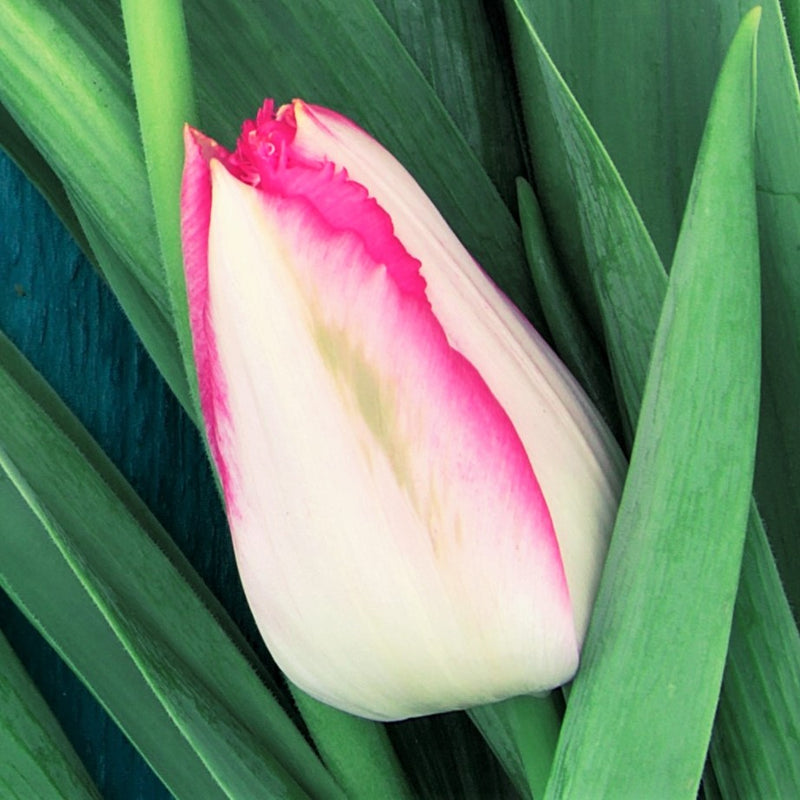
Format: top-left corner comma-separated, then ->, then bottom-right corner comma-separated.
545,9 -> 762,795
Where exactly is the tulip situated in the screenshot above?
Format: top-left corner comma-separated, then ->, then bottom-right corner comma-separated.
180,98 -> 624,721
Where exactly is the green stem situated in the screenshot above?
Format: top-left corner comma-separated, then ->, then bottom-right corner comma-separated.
121,0 -> 198,414
469,693 -> 562,799
290,685 -> 415,800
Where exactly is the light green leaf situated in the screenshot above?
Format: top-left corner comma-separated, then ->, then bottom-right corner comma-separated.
121,0 -> 199,420
468,695 -> 561,800
290,688 -> 414,800
544,9 -> 762,795
0,329 -> 343,800
0,628 -> 100,800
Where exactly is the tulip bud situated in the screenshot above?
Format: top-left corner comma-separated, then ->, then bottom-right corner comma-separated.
180,99 -> 624,720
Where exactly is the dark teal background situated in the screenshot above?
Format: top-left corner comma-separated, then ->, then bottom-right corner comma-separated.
0,151 -> 517,800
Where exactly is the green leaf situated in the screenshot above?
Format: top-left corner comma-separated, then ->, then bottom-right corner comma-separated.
0,2 -> 192,416
505,4 -> 800,790
0,628 -> 101,800
121,0 -> 199,420
0,473 -> 227,800
468,694 -> 562,800
290,688 -> 415,800
523,0 -> 800,625
516,177 -> 621,438
544,9 -> 762,795
0,329 -> 344,800
370,0 -> 528,210
505,3 -> 800,794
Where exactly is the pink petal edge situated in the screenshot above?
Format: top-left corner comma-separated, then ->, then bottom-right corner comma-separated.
180,126 -> 236,507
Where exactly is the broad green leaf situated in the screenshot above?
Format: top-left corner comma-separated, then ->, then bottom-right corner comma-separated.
0,472 -> 227,800
544,9 -> 761,795
0,330 -> 344,800
525,0 -> 800,624
0,628 -> 100,800
506,3 -> 800,794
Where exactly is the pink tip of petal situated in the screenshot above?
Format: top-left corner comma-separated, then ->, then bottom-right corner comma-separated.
218,100 -> 426,296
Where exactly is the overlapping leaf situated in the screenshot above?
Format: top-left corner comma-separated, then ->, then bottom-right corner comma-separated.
0,628 -> 101,800
541,9 -> 761,794
506,2 -> 800,794
524,0 -> 800,623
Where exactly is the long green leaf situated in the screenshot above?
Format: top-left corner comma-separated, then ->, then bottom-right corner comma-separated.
0,2 -> 192,416
0,329 -> 344,800
506,2 -> 800,794
0,472 -> 228,800
544,9 -> 761,794
290,688 -> 414,800
524,0 -> 800,624
121,0 -> 199,421
0,628 -> 100,800
468,695 -> 561,800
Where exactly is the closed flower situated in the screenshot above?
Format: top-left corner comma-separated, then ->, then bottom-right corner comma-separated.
180,99 -> 624,720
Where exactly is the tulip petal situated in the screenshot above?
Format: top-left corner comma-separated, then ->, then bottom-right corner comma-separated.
195,152 -> 578,720
290,101 -> 624,640
180,126 -> 236,496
